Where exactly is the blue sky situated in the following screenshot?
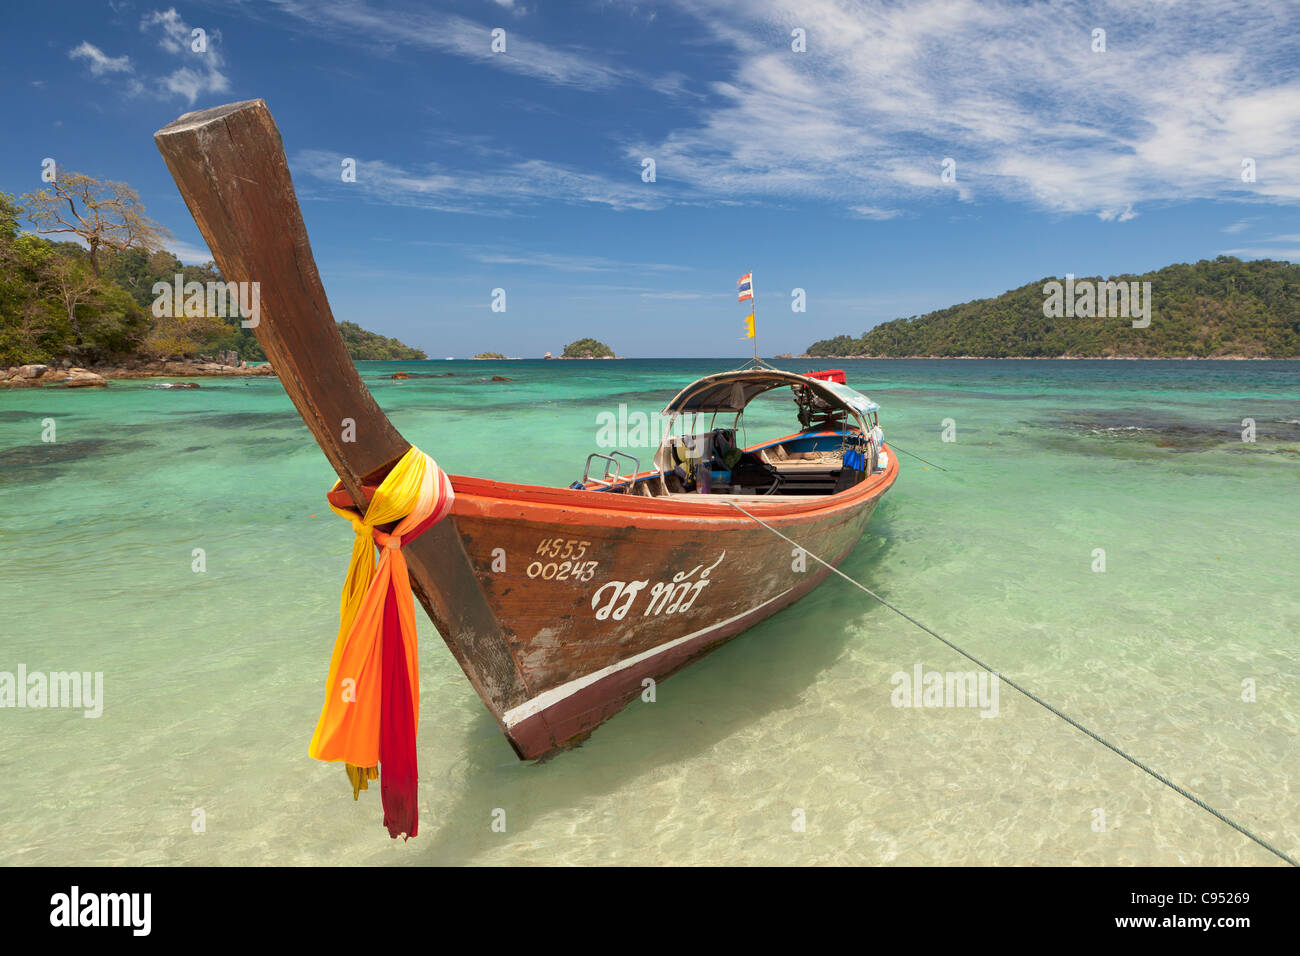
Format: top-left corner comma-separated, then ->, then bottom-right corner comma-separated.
3,0 -> 1298,357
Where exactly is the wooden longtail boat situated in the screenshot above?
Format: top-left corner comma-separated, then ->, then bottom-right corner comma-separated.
153,100 -> 899,765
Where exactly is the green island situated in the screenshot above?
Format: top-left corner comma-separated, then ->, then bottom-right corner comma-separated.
0,182 -> 424,372
472,352 -> 507,360
807,257 -> 1300,358
561,337 -> 616,358
336,322 -> 426,361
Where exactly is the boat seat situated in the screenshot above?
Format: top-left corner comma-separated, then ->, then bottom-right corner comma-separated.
767,448 -> 844,473
760,446 -> 841,464
769,460 -> 842,473
788,450 -> 842,461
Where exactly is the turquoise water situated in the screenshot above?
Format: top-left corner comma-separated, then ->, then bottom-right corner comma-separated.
1,358 -> 1296,865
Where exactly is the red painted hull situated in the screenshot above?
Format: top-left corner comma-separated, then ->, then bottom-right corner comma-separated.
432,448 -> 899,758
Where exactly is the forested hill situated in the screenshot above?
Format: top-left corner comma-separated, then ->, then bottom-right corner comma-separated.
336,321 -> 426,360
807,257 -> 1300,358
1,190 -> 425,366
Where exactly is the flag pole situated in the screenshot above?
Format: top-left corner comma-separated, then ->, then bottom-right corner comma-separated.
751,271 -> 758,361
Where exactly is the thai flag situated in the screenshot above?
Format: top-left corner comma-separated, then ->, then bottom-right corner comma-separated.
737,273 -> 753,302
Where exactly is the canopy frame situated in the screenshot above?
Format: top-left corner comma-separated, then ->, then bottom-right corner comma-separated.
652,369 -> 880,489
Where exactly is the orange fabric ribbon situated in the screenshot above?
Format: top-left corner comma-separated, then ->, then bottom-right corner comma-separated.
308,446 -> 454,839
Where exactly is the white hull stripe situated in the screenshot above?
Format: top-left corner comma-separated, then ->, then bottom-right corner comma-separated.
503,588 -> 795,728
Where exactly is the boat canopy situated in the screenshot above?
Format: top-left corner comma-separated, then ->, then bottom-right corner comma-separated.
662,369 -> 880,418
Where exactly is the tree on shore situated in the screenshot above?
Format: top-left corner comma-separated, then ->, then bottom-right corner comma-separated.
142,312 -> 231,360
42,249 -> 101,343
1,189 -> 150,364
20,171 -> 172,277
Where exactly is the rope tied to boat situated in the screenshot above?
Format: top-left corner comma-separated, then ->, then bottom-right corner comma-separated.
308,445 -> 455,840
725,498 -> 1298,868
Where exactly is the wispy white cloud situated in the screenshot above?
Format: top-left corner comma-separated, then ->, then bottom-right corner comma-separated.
1221,232 -> 1300,262
68,41 -> 133,76
635,0 -> 1300,217
241,0 -> 1300,227
168,238 -> 215,264
470,250 -> 686,272
849,205 -> 902,220
1097,205 -> 1137,223
294,149 -> 663,214
1222,218 -> 1257,234
140,8 -> 230,104
69,7 -> 231,105
265,0 -> 625,89
396,241 -> 689,273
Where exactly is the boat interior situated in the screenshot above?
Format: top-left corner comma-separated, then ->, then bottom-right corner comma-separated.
573,368 -> 887,501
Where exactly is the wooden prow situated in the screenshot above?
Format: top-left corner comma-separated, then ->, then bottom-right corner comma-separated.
154,99 -> 404,506
154,100 -> 533,738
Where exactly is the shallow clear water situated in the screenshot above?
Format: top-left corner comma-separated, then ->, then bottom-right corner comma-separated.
1,358 -> 1296,865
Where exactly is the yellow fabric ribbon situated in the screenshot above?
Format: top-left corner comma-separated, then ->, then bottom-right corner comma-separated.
307,446 -> 452,787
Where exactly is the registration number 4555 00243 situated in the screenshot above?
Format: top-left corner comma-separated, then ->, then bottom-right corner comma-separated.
527,538 -> 598,582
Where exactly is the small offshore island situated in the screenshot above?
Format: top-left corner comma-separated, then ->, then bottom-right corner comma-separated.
557,338 -> 618,358
474,339 -> 619,360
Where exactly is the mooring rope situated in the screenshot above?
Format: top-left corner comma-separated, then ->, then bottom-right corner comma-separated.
726,499 -> 1298,867
884,442 -> 949,471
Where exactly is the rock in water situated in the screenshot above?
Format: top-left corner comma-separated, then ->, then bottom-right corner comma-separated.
65,370 -> 108,388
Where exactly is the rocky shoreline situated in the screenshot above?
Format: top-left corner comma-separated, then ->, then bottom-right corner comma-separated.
2,356 -> 276,388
